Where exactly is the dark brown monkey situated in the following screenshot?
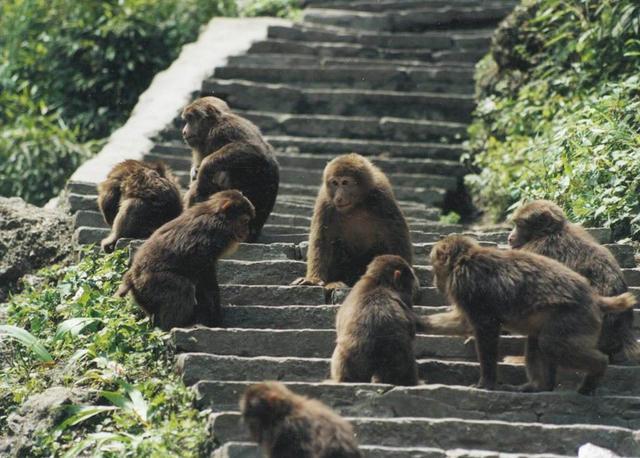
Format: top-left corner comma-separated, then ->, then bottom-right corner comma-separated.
116,190 -> 255,331
431,235 -> 636,395
97,160 -> 182,253
509,200 -> 640,363
181,96 -> 279,242
292,153 -> 412,289
240,382 -> 361,458
330,255 -> 421,385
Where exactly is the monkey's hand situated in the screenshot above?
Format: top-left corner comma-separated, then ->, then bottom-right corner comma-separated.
101,237 -> 117,254
291,277 -> 323,286
324,281 -> 349,290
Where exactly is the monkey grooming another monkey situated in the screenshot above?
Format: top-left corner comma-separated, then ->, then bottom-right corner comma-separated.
240,382 -> 362,458
116,190 -> 255,331
509,199 -> 640,363
292,153 -> 412,290
181,96 -> 279,242
97,160 -> 182,253
330,255 -> 421,385
430,235 -> 636,395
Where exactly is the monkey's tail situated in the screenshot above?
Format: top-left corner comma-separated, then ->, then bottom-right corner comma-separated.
415,307 -> 473,336
598,292 -> 637,313
115,273 -> 132,298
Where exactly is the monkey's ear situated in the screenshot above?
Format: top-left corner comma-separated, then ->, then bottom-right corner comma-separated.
220,199 -> 233,211
537,209 -> 564,231
393,269 -> 402,284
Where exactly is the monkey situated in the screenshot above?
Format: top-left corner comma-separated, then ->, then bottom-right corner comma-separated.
292,153 -> 412,290
181,96 -> 279,242
116,190 -> 255,331
430,235 -> 636,395
97,160 -> 182,253
509,200 -> 640,364
330,255 -> 421,385
240,381 -> 362,458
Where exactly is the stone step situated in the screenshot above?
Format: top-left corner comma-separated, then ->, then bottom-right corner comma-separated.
228,53 -> 476,70
177,354 -> 640,397
301,5 -> 514,32
219,305 -> 640,331
267,23 -> 494,50
172,328 -> 523,360
209,411 -> 640,456
195,381 -> 640,429
266,135 -> 465,161
201,79 -> 475,122
247,39 -> 487,64
160,112 -> 468,144
211,441 -> 571,458
148,146 -> 468,177
213,65 -> 474,93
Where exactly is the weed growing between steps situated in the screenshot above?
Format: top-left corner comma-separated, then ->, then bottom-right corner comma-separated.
241,0 -> 302,19
467,1 -> 640,239
0,249 -> 210,456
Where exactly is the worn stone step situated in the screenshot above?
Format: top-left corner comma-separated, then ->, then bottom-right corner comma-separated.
228,53 -> 476,70
210,441 -> 568,458
267,23 -> 494,50
148,146 -> 468,178
195,381 -> 640,429
209,411 -> 640,456
301,5 -> 514,32
172,328 -> 522,360
220,305 -> 640,331
247,39 -> 487,64
214,65 -> 474,93
160,112 -> 468,143
306,0 -> 508,14
202,79 -> 475,122
177,354 -> 640,397
266,135 -> 465,161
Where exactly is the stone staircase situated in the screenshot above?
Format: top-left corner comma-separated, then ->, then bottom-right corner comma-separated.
65,0 -> 640,456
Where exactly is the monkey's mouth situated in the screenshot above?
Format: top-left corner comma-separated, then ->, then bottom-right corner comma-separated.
335,203 -> 352,212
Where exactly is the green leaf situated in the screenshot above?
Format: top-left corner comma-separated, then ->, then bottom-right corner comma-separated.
54,405 -> 118,435
55,317 -> 102,340
0,324 -> 53,362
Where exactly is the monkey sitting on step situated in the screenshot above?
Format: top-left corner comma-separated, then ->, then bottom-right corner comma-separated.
240,382 -> 362,458
330,255 -> 421,386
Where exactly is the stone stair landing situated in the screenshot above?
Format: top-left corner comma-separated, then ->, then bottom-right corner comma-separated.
65,1 -> 640,457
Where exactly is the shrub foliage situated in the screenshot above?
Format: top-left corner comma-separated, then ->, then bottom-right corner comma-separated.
468,0 -> 640,239
0,0 -> 236,205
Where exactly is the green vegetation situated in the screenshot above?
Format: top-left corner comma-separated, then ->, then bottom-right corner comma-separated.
241,0 -> 302,19
0,250 -> 211,456
0,0 -> 237,206
468,0 -> 640,239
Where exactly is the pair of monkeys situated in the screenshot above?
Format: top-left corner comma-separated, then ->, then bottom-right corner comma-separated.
426,200 -> 639,395
98,96 -> 280,252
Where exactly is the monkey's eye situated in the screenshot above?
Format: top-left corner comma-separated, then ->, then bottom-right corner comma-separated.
330,179 -> 339,187
341,179 -> 350,186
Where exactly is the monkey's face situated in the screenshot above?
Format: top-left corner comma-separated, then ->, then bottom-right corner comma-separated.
327,175 -> 363,213
181,111 -> 210,147
233,213 -> 252,243
508,224 -> 530,249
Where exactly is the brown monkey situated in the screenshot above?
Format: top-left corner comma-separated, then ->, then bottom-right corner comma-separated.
116,190 -> 255,331
97,160 -> 182,253
509,200 -> 640,363
292,154 -> 412,289
431,235 -> 636,395
240,382 -> 361,458
181,96 -> 279,242
330,255 -> 421,385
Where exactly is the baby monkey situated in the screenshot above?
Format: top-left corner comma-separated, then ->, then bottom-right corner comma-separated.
431,235 -> 636,395
240,382 -> 361,458
330,255 -> 421,385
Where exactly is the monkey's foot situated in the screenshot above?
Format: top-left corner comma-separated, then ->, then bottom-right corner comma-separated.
291,277 -> 322,286
577,377 -> 602,396
471,379 -> 496,390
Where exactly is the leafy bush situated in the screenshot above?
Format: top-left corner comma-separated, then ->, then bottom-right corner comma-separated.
468,0 -> 640,239
0,0 -> 237,204
0,250 -> 210,456
241,0 -> 302,19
